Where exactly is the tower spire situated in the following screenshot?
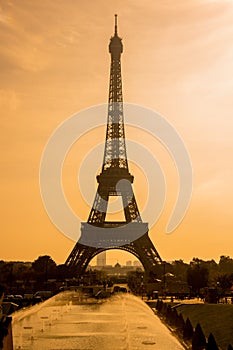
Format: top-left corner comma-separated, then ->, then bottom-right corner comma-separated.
114,14 -> 118,35
105,14 -> 124,171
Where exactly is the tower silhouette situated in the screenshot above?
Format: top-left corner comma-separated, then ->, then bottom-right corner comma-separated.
65,15 -> 162,276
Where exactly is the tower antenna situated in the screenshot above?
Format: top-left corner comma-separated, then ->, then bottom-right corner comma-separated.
115,14 -> 118,35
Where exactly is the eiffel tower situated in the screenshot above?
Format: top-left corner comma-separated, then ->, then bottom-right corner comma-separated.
65,15 -> 162,276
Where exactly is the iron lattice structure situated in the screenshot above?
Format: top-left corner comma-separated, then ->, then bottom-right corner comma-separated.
65,15 -> 162,276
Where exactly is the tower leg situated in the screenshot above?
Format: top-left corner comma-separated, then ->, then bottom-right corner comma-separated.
65,243 -> 102,277
65,232 -> 162,278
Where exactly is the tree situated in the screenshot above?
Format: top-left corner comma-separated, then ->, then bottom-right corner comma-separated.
172,260 -> 189,283
203,259 -> 218,285
156,299 -> 163,312
55,264 -> 70,280
161,301 -> 167,315
219,256 -> 233,274
187,262 -> 209,295
32,256 -> 56,274
217,274 -> 231,294
32,256 -> 57,288
127,270 -> 144,294
192,323 -> 206,350
177,313 -> 185,334
165,304 -> 172,324
206,333 -> 219,350
170,308 -> 179,325
183,317 -> 193,340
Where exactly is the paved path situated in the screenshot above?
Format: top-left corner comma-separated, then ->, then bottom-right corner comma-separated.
12,291 -> 185,350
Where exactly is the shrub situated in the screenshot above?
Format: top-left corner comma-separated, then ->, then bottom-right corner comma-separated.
206,332 -> 219,350
183,317 -> 193,340
177,313 -> 185,333
171,308 -> 179,325
165,304 -> 172,324
161,302 -> 167,315
156,299 -> 163,312
192,323 -> 206,350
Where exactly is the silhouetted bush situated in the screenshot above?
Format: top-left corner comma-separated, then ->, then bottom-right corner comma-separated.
156,299 -> 163,312
183,317 -> 193,340
0,316 -> 11,349
228,344 -> 233,350
171,307 -> 179,325
166,304 -> 172,315
165,304 -> 172,323
206,332 -> 219,350
192,323 -> 206,350
176,313 -> 185,334
161,301 -> 167,315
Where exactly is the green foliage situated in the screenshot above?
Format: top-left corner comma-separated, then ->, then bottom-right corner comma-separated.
0,316 -> 11,348
0,285 -> 4,299
172,260 -> 189,281
187,262 -> 209,294
177,313 -> 185,332
217,273 -> 233,293
165,304 -> 172,323
183,317 -> 193,340
219,256 -> 233,274
192,323 -> 206,350
156,299 -> 163,312
30,255 -> 57,290
161,301 -> 167,315
176,304 -> 233,350
206,332 -> 219,350
127,270 -> 144,294
171,307 -> 179,324
32,255 -> 56,274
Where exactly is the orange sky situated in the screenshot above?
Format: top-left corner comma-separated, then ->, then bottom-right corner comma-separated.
0,0 -> 233,265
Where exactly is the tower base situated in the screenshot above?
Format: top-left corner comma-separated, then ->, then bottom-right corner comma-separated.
65,231 -> 162,277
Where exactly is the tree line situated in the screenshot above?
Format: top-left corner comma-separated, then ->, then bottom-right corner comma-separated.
0,255 -> 233,295
127,255 -> 233,296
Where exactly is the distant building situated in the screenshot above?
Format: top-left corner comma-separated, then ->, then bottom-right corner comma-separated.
96,251 -> 106,266
114,262 -> 121,268
133,260 -> 141,267
126,260 -> 132,266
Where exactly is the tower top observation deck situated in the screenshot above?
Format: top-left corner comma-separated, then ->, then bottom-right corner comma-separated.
109,14 -> 123,58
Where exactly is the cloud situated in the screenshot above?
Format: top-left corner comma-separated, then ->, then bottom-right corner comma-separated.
0,3 -> 11,25
0,1 -> 76,72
